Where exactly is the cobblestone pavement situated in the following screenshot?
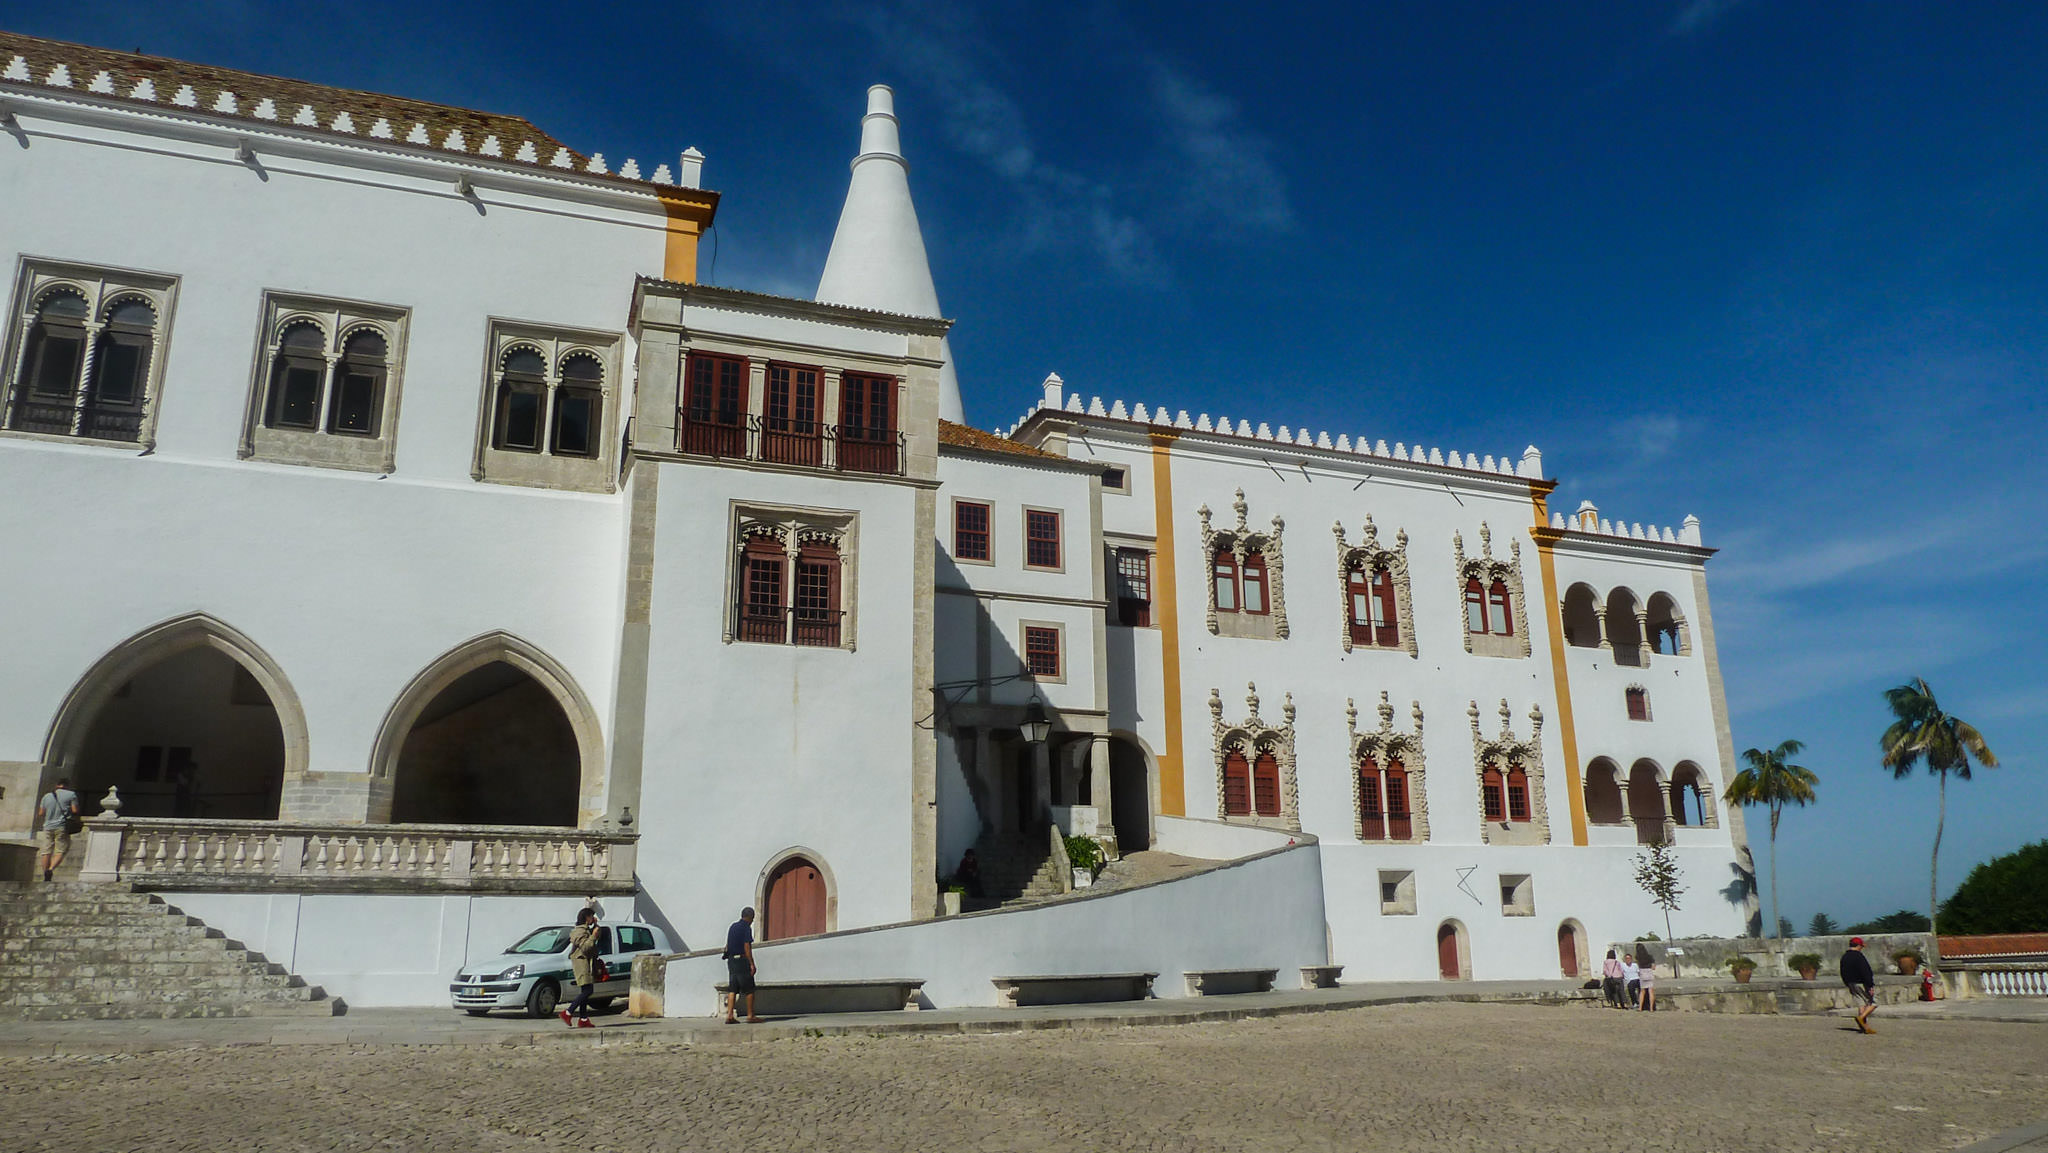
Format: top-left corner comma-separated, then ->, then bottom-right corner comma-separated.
5,1002 -> 2043,1152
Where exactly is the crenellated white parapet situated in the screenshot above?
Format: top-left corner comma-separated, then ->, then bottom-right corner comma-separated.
1554,499 -> 1699,546
0,47 -> 686,188
1004,388 -> 1535,480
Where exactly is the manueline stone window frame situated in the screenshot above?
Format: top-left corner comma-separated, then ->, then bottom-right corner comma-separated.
1333,514 -> 1417,657
722,501 -> 860,651
472,320 -> 624,493
2,257 -> 179,450
1209,683 -> 1300,831
1199,488 -> 1289,641
1452,522 -> 1531,660
241,291 -> 408,473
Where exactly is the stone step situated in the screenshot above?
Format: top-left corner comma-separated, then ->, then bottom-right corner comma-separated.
5,998 -> 337,1021
0,947 -> 244,966
0,972 -> 305,996
3,985 -> 321,1008
0,960 -> 296,981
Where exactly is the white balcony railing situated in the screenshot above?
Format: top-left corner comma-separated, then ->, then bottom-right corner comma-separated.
77,817 -> 637,894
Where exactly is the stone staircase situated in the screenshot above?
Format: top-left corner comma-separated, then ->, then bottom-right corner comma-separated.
0,882 -> 340,1020
967,833 -> 1068,907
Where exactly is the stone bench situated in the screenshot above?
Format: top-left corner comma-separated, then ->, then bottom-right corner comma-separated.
713,978 -> 925,1015
1183,968 -> 1280,996
992,972 -> 1157,1008
1300,965 -> 1344,989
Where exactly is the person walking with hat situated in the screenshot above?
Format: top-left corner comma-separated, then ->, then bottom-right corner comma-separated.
1841,936 -> 1878,1033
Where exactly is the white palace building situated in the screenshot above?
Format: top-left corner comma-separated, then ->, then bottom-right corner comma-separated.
0,31 -> 1757,1008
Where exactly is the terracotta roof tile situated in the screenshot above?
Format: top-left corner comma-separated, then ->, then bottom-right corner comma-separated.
0,30 -> 710,197
938,420 -> 1070,462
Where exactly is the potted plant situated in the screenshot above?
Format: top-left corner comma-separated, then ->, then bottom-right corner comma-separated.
1727,955 -> 1759,984
1064,835 -> 1105,889
939,883 -> 965,917
1788,952 -> 1823,981
1892,947 -> 1922,975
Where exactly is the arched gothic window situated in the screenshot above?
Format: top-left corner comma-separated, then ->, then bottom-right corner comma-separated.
1359,754 -> 1385,840
1465,577 -> 1488,634
1349,564 -> 1399,647
86,298 -> 156,439
329,329 -> 387,436
1213,547 -> 1239,613
1505,764 -> 1531,822
491,346 -> 604,458
1481,763 -> 1505,822
792,541 -> 843,647
1481,761 -> 1532,824
266,323 -> 328,430
1488,579 -> 1513,637
1252,749 -> 1281,817
20,293 -> 89,417
1221,748 -> 1251,816
1385,759 -> 1412,839
738,535 -> 787,644
551,353 -> 603,458
1453,524 -> 1528,658
728,508 -> 856,650
1240,550 -> 1270,615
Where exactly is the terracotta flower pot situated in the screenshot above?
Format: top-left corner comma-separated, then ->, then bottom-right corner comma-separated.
1897,957 -> 1920,975
1797,967 -> 1818,981
1733,969 -> 1754,984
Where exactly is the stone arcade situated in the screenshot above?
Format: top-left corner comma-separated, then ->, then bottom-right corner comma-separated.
0,30 -> 1755,1007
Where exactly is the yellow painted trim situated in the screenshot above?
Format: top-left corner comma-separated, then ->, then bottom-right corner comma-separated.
661,202 -> 702,283
1149,431 -> 1185,817
1529,489 -> 1589,847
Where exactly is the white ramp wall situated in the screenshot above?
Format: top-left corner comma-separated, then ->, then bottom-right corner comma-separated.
660,839 -> 1328,1016
162,891 -> 607,1007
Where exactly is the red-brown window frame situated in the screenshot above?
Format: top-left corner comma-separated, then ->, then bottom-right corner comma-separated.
737,535 -> 787,644
1023,625 -> 1061,679
1625,686 -> 1650,721
763,361 -> 822,467
954,500 -> 991,562
1252,750 -> 1282,816
1241,550 -> 1270,615
1114,547 -> 1152,627
1481,763 -> 1506,822
1385,759 -> 1412,839
1505,764 -> 1531,822
1348,564 -> 1399,647
1465,577 -> 1489,635
1213,547 -> 1240,613
683,351 -> 747,458
792,542 -> 842,647
1024,509 -> 1062,570
1488,579 -> 1514,637
1359,754 -> 1385,840
1221,748 -> 1252,816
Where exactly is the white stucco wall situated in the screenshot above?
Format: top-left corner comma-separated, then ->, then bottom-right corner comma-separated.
659,838 -> 1328,1015
162,890 -> 604,1008
0,98 -> 666,821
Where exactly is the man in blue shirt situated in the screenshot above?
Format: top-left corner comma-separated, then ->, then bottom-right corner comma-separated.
723,907 -> 760,1024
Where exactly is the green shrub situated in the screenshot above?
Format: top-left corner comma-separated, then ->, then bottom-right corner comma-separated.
1787,952 -> 1824,973
1891,947 -> 1923,965
1064,835 -> 1104,874
1726,955 -> 1758,975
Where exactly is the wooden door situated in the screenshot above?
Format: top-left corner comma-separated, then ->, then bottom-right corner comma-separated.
1437,925 -> 1460,979
765,859 -> 826,940
1558,925 -> 1579,978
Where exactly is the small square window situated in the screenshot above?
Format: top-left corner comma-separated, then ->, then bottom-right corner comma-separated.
1102,465 -> 1127,491
1379,870 -> 1416,916
1499,873 -> 1534,917
1023,625 -> 1061,679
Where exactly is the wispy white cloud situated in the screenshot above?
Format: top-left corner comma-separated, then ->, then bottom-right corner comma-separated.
1142,58 -> 1293,233
843,2 -> 1288,283
1668,0 -> 1746,36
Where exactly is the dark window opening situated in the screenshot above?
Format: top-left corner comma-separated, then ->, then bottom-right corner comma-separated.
1025,509 -> 1062,569
954,501 -> 990,561
1115,547 -> 1151,626
1024,625 -> 1061,678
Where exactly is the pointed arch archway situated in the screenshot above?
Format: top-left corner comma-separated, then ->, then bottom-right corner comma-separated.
368,632 -> 605,826
755,846 -> 837,940
41,612 -> 309,819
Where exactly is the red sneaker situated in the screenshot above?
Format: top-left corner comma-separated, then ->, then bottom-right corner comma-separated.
576,1018 -> 595,1028
558,1010 -> 573,1027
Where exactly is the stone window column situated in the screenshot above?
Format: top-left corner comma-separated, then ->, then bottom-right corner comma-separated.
1635,610 -> 1652,661
1595,607 -> 1613,652
1088,733 -> 1114,829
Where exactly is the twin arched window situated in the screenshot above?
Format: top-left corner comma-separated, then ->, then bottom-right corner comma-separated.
7,291 -> 158,441
491,347 -> 602,458
1480,761 -> 1530,823
1464,577 -> 1513,637
263,322 -> 390,437
1221,746 -> 1281,817
1214,547 -> 1269,615
1347,564 -> 1398,647
737,533 -> 844,648
1358,755 -> 1412,840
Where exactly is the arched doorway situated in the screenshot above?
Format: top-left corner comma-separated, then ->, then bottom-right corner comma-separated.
1558,920 -> 1589,979
44,613 -> 304,821
763,856 -> 828,940
1107,734 -> 1153,852
389,661 -> 579,826
373,633 -> 605,827
1437,920 -> 1469,980
1584,757 -> 1625,825
74,648 -> 285,819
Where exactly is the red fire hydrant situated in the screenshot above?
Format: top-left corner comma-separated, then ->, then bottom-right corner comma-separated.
1921,967 -> 1938,1001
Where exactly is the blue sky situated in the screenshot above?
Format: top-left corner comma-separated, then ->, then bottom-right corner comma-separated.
17,1 -> 2042,930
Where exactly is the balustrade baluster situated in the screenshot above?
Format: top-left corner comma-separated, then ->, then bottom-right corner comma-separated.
593,844 -> 609,877
422,840 -> 438,871
231,837 -> 247,870
514,842 -> 529,871
405,840 -> 419,872
212,836 -> 229,868
171,836 -> 188,870
133,835 -> 152,872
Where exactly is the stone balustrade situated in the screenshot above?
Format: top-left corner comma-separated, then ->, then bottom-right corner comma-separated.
76,817 -> 637,895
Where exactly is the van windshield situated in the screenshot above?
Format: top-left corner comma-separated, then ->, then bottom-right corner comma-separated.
507,927 -> 572,954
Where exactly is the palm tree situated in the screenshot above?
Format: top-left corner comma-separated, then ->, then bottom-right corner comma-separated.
1724,740 -> 1819,946
1881,677 -> 1998,938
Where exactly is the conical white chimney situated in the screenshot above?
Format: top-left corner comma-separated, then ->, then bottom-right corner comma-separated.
816,85 -> 963,422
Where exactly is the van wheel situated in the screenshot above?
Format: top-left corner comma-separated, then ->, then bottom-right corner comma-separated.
589,997 -> 616,1014
465,1009 -> 491,1017
526,981 -> 560,1019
